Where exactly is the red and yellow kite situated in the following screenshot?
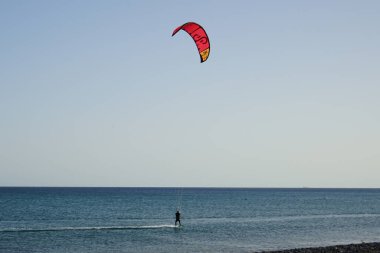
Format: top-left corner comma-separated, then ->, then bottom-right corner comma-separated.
172,22 -> 210,63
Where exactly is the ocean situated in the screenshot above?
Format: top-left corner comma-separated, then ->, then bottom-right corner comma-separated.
1,187 -> 379,252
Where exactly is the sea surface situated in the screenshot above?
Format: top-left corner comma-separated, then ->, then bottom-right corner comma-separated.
1,187 -> 380,253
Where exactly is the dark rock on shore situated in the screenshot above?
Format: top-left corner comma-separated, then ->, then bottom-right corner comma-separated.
258,242 -> 380,253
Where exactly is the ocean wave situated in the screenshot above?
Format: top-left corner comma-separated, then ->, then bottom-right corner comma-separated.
261,213 -> 380,222
193,213 -> 380,224
0,224 -> 179,233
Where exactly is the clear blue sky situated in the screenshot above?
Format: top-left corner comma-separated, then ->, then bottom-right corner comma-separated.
1,1 -> 379,187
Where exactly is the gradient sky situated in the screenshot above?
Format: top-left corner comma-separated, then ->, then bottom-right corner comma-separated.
1,0 -> 379,187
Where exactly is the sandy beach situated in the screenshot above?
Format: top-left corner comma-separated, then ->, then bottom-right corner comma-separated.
258,242 -> 380,253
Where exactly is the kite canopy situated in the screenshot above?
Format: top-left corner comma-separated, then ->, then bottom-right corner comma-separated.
172,22 -> 210,63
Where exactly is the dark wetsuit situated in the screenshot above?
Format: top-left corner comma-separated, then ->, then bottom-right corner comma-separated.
175,211 -> 181,226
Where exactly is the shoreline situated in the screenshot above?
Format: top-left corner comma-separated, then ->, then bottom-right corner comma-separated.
257,242 -> 380,253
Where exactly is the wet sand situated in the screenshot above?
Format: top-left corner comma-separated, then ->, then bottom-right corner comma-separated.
257,242 -> 380,253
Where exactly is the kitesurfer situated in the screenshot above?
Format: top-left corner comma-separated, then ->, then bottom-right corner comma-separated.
175,210 -> 181,226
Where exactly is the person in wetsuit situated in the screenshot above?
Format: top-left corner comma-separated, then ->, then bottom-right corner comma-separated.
175,210 -> 181,226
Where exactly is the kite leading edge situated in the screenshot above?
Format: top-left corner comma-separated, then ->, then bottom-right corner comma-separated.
172,22 -> 210,63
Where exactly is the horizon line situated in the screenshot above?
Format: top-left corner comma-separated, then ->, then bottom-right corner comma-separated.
1,186 -> 379,189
